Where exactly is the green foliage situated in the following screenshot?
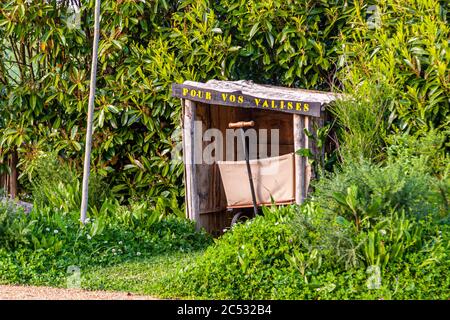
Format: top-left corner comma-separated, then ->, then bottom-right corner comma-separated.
1,0 -> 448,202
385,130 -> 449,177
159,135 -> 449,299
296,122 -> 337,177
0,0 -> 365,200
290,203 -> 362,271
313,151 -> 448,227
163,206 -> 298,299
0,195 -> 447,299
159,204 -> 449,299
359,211 -> 429,268
0,204 -> 34,250
0,197 -> 211,285
339,0 -> 450,135
30,152 -> 109,213
213,0 -> 347,87
330,81 -> 393,162
0,0 -> 231,201
83,252 -> 204,296
291,203 -> 446,272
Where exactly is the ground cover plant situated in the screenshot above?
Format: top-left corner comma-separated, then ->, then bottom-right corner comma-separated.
0,158 -> 211,287
156,149 -> 449,299
0,202 -> 211,287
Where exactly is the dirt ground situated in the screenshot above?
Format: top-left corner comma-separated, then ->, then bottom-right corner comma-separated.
0,285 -> 157,300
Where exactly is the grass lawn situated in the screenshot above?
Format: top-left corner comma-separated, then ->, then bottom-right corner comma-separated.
82,251 -> 203,298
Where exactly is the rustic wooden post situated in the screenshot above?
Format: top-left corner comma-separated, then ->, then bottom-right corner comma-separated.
183,99 -> 200,228
304,116 -> 312,195
294,115 -> 313,203
181,99 -> 188,219
293,114 -> 304,204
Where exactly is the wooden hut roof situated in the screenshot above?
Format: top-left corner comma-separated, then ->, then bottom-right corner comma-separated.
183,80 -> 339,105
172,80 -> 341,117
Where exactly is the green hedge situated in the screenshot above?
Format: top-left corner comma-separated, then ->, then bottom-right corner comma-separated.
1,0 -> 448,202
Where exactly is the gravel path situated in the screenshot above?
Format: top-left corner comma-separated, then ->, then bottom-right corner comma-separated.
0,285 -> 157,300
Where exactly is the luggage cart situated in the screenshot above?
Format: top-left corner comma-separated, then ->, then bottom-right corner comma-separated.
217,121 -> 295,225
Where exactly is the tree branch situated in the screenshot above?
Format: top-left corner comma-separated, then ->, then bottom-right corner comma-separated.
8,36 -> 24,81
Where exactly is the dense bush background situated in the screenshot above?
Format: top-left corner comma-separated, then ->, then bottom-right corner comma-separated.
1,0 -> 447,204
0,0 -> 449,300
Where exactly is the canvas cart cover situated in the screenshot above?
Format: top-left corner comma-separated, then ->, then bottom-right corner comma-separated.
217,153 -> 295,208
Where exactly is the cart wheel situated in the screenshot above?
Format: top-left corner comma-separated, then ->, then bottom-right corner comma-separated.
231,211 -> 251,226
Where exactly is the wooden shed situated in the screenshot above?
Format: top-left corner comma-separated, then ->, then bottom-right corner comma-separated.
172,80 -> 338,235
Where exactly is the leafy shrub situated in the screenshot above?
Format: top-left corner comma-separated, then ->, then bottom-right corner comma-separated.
159,139 -> 448,299
160,204 -> 449,299
357,211 -> 439,268
212,0 -> 348,87
163,206 -> 299,299
290,203 -> 447,271
0,0 -> 369,200
290,203 -> 362,270
1,197 -> 447,299
0,198 -> 212,286
330,81 -> 392,162
339,0 -> 450,135
30,152 -> 110,213
1,0 -> 448,202
312,156 -> 447,228
385,130 -> 450,177
0,204 -> 34,250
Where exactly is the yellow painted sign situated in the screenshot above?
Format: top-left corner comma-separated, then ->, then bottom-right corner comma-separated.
172,83 -> 321,117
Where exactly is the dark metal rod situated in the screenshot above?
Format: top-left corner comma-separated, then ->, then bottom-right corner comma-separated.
241,131 -> 258,217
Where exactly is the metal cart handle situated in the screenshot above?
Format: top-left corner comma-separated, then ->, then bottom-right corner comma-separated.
228,120 -> 258,218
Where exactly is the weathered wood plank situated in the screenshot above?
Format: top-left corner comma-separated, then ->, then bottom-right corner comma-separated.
172,83 -> 323,117
250,109 -> 294,146
293,114 -> 304,204
183,99 -> 199,227
195,103 -> 232,216
181,99 -> 188,219
180,80 -> 338,104
304,116 -> 312,196
256,144 -> 293,158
